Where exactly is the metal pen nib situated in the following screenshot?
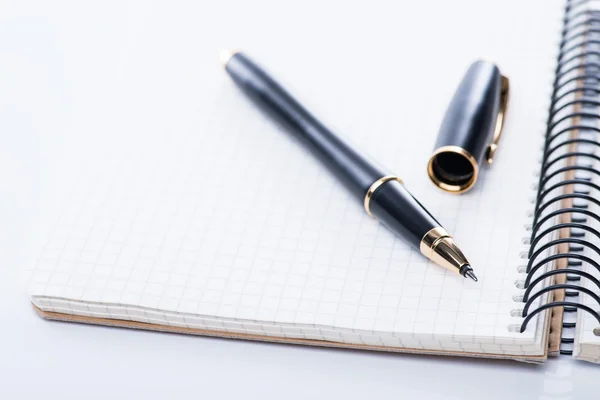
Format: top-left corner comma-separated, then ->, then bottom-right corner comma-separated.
420,227 -> 476,281
464,269 -> 478,282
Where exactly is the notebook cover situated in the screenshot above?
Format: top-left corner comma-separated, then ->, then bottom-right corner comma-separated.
33,304 -> 549,363
547,255 -> 567,356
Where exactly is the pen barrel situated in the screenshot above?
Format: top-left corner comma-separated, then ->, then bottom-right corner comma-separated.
368,180 -> 439,248
225,52 -> 449,259
225,52 -> 385,201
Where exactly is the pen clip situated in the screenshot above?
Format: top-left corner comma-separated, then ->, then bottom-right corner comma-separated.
486,75 -> 510,164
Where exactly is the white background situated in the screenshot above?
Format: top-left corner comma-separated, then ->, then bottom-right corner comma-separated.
1,0 -> 599,398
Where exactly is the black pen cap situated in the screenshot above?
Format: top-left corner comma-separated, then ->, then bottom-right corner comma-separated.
427,60 -> 509,194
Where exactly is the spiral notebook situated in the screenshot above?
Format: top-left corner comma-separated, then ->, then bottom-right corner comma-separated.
26,0 -> 600,363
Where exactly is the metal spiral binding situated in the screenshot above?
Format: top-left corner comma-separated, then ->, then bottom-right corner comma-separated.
518,0 -> 600,355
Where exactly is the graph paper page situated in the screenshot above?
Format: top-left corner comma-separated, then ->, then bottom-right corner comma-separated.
29,0 -> 564,355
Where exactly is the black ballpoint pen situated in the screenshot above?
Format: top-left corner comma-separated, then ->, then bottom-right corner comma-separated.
221,50 -> 477,281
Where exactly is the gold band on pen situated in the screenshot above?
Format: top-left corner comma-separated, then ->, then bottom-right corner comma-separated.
420,227 -> 451,256
419,227 -> 470,274
363,176 -> 403,217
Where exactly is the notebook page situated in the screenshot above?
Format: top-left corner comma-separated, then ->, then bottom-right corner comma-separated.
29,0 -> 564,354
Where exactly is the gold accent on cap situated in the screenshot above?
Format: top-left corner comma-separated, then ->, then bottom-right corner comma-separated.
486,75 -> 510,164
427,146 -> 479,194
420,227 -> 471,274
363,175 -> 404,217
220,49 -> 239,67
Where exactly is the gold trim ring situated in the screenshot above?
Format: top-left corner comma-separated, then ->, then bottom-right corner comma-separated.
427,145 -> 479,194
419,227 -> 450,257
364,175 -> 404,217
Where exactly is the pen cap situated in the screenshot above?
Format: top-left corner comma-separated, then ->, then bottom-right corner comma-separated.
427,60 -> 509,194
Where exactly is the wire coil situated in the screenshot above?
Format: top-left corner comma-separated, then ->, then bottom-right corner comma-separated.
518,0 -> 600,354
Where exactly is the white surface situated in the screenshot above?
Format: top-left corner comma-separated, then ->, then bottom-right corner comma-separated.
25,0 -> 563,355
1,0 -> 599,398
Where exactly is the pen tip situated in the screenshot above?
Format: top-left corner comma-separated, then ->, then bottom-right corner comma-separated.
220,49 -> 237,67
465,269 -> 478,282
